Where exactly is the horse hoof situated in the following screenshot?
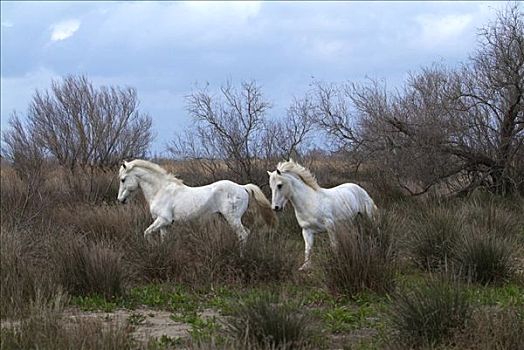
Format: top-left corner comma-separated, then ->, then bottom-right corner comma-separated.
298,263 -> 312,272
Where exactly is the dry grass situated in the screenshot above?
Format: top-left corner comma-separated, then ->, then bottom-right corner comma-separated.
0,225 -> 60,318
225,292 -> 317,349
0,292 -> 135,350
1,159 -> 523,349
389,278 -> 471,348
52,237 -> 127,298
322,213 -> 398,297
407,205 -> 463,271
452,308 -> 524,350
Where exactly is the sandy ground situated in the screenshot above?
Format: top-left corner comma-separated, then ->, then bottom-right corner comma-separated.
64,307 -> 222,343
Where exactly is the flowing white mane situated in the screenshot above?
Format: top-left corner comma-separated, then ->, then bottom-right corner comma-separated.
277,159 -> 320,190
127,159 -> 184,185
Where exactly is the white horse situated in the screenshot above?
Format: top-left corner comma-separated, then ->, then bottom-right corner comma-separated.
117,159 -> 276,243
267,159 -> 377,270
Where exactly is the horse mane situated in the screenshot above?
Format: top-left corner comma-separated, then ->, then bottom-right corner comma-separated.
277,159 -> 320,190
127,159 -> 184,185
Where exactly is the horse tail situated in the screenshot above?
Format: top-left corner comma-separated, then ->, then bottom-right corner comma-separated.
243,184 -> 277,228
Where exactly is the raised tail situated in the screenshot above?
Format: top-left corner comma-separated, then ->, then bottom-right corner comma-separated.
243,184 -> 277,228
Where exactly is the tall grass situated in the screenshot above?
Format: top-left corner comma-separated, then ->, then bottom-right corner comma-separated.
0,294 -> 135,350
453,308 -> 524,350
453,232 -> 516,285
0,225 -> 59,318
52,237 -> 127,298
322,214 -> 397,297
408,205 -> 462,271
225,292 -> 316,349
389,278 -> 471,348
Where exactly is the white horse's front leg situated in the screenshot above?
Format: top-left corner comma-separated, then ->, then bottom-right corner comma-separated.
299,229 -> 315,271
144,217 -> 170,242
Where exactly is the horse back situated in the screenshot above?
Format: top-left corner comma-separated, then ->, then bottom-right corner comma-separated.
325,183 -> 376,217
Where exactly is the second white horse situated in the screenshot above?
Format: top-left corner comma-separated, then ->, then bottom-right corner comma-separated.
268,159 -> 377,270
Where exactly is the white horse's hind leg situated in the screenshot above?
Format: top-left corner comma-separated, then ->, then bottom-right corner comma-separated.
159,227 -> 168,242
327,229 -> 338,250
225,215 -> 249,245
299,229 -> 315,271
144,217 -> 170,242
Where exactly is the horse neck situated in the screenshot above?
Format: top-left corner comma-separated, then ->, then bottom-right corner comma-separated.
134,168 -> 169,204
286,175 -> 319,215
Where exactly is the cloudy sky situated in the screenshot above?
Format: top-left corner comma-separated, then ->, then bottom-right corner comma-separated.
1,1 -> 508,153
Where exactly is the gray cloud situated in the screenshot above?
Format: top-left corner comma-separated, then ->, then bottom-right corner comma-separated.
1,1 -> 507,152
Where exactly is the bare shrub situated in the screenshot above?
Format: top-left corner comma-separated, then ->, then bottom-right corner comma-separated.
322,214 -> 397,297
1,74 -> 154,203
389,279 -> 471,348
53,237 -> 127,298
28,75 -> 152,168
168,80 -> 315,185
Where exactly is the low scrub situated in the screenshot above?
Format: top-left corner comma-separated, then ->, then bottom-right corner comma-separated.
0,226 -> 58,318
322,214 -> 397,297
408,206 -> 462,271
182,219 -> 298,286
389,278 -> 471,348
460,198 -> 523,240
53,237 -> 126,298
453,232 -> 516,285
123,229 -> 190,283
225,293 -> 316,349
0,297 -> 134,350
453,308 -> 524,350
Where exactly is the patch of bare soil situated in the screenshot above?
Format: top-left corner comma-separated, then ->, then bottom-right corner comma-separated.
64,307 -> 198,342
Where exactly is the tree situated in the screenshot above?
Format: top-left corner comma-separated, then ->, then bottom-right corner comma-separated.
3,75 -> 154,170
168,80 -> 314,185
312,3 -> 524,195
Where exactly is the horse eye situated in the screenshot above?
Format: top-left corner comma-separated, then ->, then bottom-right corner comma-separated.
121,179 -> 125,183
277,184 -> 283,189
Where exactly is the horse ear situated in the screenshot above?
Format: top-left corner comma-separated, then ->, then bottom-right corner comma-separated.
276,169 -> 281,175
267,171 -> 272,177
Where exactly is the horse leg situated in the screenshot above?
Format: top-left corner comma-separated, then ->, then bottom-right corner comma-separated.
299,229 -> 315,271
327,224 -> 338,251
159,227 -> 168,242
224,215 -> 250,246
144,217 -> 170,243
